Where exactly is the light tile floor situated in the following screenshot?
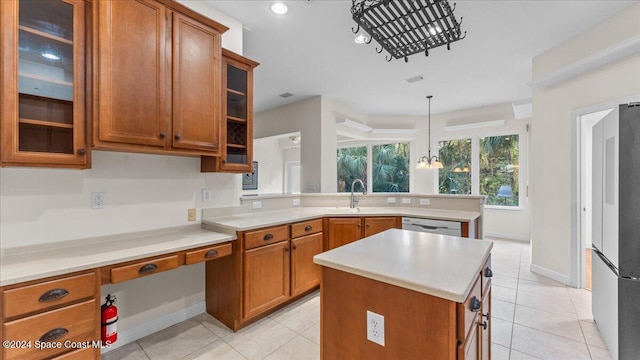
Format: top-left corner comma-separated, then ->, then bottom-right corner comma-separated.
103,239 -> 609,360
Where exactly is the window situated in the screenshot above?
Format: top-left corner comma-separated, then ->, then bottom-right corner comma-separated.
337,146 -> 367,192
372,143 -> 409,192
438,139 -> 472,195
480,135 -> 519,206
337,142 -> 410,193
438,134 -> 521,207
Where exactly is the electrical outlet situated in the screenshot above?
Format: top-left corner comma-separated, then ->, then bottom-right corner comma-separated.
366,310 -> 385,346
188,208 -> 196,221
292,198 -> 301,206
252,201 -> 262,209
202,189 -> 212,203
91,192 -> 105,209
306,184 -> 317,191
401,198 -> 411,204
420,198 -> 430,206
387,197 -> 397,204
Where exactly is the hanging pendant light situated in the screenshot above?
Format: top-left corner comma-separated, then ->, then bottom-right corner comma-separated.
417,95 -> 443,169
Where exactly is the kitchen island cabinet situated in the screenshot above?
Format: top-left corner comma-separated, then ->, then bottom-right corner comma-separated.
326,216 -> 400,249
314,229 -> 493,360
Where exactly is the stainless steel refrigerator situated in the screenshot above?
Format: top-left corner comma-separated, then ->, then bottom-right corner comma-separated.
592,102 -> 640,360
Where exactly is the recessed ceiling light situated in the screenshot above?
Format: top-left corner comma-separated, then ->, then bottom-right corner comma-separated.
271,2 -> 288,15
354,34 -> 369,44
41,52 -> 60,60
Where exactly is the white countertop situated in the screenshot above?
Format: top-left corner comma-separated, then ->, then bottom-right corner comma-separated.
203,207 -> 480,232
0,225 -> 235,287
313,229 -> 492,303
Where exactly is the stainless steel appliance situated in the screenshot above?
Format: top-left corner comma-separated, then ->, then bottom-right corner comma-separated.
591,102 -> 640,360
401,217 -> 461,236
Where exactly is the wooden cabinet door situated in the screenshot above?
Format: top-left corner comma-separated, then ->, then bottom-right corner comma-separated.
243,241 -> 290,319
480,287 -> 491,360
363,217 -> 398,237
328,218 -> 362,249
1,0 -> 89,168
94,0 -> 169,148
171,12 -> 221,153
291,233 -> 323,297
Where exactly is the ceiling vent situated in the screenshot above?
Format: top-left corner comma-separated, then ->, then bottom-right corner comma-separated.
279,92 -> 294,98
405,75 -> 424,84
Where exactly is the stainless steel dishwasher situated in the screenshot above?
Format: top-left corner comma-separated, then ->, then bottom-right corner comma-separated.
401,217 -> 461,236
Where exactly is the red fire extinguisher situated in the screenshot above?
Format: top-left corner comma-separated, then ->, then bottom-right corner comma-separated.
101,294 -> 118,345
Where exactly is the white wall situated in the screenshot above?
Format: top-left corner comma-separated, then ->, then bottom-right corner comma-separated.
0,4 -> 245,349
531,3 -> 640,284
254,97 -> 322,192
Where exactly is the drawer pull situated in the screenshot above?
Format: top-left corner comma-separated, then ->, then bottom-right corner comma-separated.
138,263 -> 159,274
470,296 -> 482,312
264,233 -> 274,241
478,320 -> 488,330
38,288 -> 69,302
204,249 -> 219,258
39,328 -> 69,343
484,267 -> 493,277
304,225 -> 313,231
482,312 -> 490,319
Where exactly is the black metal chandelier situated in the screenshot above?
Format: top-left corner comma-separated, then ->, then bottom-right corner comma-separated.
351,0 -> 466,62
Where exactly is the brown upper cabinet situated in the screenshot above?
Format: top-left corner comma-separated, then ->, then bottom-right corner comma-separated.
1,0 -> 89,168
202,49 -> 259,173
92,0 -> 228,156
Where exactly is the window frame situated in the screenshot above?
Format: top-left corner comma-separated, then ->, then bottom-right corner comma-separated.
438,130 -> 524,210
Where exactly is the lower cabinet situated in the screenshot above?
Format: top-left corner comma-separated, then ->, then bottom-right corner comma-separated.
207,219 -> 323,330
243,241 -> 291,319
479,287 -> 492,360
327,216 -> 400,249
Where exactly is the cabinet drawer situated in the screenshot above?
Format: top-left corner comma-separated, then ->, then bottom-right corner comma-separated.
244,225 -> 289,250
185,243 -> 233,265
3,299 -> 97,360
457,317 -> 479,360
291,219 -> 323,238
111,255 -> 180,284
481,255 -> 492,296
51,347 -> 99,360
457,274 -> 482,342
3,273 -> 96,319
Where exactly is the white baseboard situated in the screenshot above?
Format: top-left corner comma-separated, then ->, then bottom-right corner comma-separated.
483,231 -> 531,242
101,301 -> 206,354
530,264 -> 572,286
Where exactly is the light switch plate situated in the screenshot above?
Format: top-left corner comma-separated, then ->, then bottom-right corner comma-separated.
387,197 -> 397,204
420,198 -> 430,206
401,198 -> 411,204
188,208 -> 196,221
252,201 -> 262,209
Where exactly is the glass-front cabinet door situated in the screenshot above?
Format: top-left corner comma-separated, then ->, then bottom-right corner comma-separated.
1,0 -> 88,168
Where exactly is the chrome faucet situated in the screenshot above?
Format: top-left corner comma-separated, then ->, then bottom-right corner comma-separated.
350,179 -> 367,208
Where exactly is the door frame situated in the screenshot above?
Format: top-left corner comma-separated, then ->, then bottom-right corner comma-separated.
570,94 -> 639,288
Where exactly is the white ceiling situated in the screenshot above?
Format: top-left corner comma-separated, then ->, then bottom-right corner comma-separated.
207,0 -> 636,116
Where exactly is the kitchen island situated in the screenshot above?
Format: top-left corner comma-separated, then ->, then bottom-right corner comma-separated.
313,229 -> 493,360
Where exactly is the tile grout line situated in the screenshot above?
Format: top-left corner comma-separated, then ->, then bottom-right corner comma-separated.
567,288 -> 596,360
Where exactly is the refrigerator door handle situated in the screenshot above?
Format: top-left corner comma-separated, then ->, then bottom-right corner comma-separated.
593,247 -> 620,277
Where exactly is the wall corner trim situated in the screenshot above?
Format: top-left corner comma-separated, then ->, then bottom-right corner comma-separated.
529,264 -> 573,287
529,35 -> 640,89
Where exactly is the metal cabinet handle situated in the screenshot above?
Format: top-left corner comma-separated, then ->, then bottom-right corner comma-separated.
222,158 -> 227,163
292,245 -> 297,250
482,312 -> 490,319
159,132 -> 166,139
38,288 -> 69,302
304,225 -> 313,231
264,233 -> 274,241
478,320 -> 487,330
77,149 -> 86,156
484,267 -> 493,278
175,134 -> 182,140
284,247 -> 290,252
39,328 -> 68,343
204,250 -> 219,258
139,263 -> 159,274
366,223 -> 370,227
470,296 -> 482,312
357,223 -> 361,227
